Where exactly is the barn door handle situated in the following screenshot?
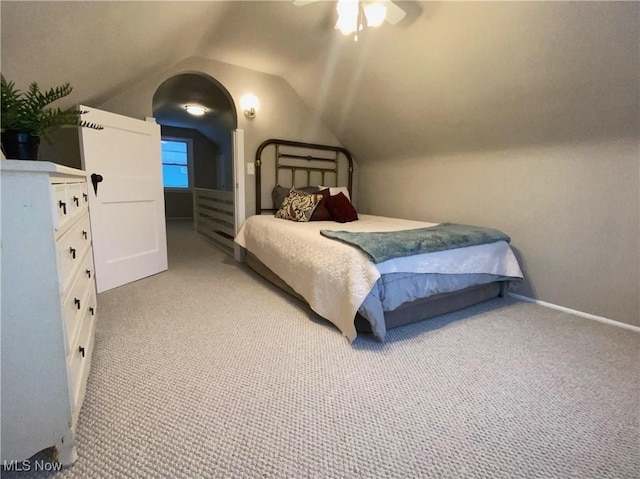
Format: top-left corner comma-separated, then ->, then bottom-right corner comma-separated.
91,173 -> 103,196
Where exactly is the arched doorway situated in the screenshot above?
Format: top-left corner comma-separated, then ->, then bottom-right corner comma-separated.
152,73 -> 239,255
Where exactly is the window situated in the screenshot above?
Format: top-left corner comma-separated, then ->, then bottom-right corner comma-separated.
161,139 -> 190,188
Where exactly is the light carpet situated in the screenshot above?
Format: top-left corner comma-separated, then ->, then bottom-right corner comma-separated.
5,220 -> 639,478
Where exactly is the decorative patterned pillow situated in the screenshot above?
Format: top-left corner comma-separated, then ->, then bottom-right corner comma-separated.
274,188 -> 322,222
272,185 -> 319,209
324,192 -> 358,223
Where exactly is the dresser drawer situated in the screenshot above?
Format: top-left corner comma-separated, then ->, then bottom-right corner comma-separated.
66,293 -> 96,414
52,184 -> 70,229
66,183 -> 84,219
51,181 -> 88,231
62,250 -> 95,355
80,182 -> 90,208
57,213 -> 93,294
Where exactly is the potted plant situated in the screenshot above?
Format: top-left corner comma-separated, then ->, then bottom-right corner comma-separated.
1,75 -> 103,160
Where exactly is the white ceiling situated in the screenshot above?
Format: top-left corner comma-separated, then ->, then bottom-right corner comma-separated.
2,1 -> 638,161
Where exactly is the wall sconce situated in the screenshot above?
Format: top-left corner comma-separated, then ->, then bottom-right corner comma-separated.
241,94 -> 259,119
185,104 -> 206,116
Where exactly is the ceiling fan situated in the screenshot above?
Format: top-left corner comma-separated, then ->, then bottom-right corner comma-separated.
293,0 -> 407,41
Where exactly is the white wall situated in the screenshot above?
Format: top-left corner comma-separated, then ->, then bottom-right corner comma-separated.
98,56 -> 342,217
358,137 -> 640,326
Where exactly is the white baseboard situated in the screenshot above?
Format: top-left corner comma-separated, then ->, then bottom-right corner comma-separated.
508,293 -> 640,333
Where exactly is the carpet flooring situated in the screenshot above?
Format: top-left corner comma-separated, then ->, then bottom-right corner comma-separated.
4,220 -> 639,478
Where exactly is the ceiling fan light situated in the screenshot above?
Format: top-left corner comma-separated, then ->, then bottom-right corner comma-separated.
336,17 -> 356,35
336,0 -> 358,16
364,2 -> 386,27
336,0 -> 358,35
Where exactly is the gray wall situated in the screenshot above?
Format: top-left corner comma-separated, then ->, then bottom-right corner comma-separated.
358,138 -> 639,326
39,127 -> 82,169
163,191 -> 193,220
161,126 -> 220,219
85,52 -> 639,327
98,56 -> 342,217
160,126 -> 220,190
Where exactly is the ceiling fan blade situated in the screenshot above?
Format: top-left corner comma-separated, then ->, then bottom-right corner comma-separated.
382,1 -> 406,24
293,0 -> 319,6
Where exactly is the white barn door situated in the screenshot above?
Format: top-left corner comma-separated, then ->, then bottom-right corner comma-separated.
79,106 -> 168,293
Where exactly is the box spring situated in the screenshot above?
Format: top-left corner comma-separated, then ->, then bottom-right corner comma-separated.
245,252 -> 503,334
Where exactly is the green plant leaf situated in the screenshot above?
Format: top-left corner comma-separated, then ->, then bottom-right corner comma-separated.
1,75 -> 103,137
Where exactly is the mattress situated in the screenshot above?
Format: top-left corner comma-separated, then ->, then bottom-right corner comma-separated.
235,214 -> 523,342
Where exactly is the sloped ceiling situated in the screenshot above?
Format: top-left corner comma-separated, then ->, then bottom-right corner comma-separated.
1,1 -> 638,162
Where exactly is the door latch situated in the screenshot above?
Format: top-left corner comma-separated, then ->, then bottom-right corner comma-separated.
91,173 -> 103,196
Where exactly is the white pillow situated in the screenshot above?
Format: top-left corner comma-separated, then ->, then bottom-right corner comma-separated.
318,185 -> 350,201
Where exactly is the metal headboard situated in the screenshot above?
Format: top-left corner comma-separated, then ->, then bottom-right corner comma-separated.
255,139 -> 354,213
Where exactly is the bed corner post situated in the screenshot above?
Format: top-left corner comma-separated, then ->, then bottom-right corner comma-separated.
256,140 -> 269,215
342,149 -> 354,198
255,158 -> 262,214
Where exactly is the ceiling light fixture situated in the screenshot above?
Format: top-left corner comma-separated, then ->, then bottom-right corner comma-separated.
335,0 -> 387,41
363,2 -> 386,27
185,104 -> 206,116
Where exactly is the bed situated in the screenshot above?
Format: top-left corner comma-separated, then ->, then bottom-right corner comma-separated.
235,139 -> 523,342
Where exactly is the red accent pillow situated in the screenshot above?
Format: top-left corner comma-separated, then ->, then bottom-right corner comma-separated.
325,192 -> 358,223
309,189 -> 332,221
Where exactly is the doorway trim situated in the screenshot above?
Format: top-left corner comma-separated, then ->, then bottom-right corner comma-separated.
233,129 -> 246,261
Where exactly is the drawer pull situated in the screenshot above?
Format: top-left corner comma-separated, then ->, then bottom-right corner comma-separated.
59,201 -> 67,215
69,247 -> 76,259
83,193 -> 88,202
73,196 -> 79,206
74,298 -> 81,310
89,307 -> 95,316
78,346 -> 85,358
82,230 -> 88,239
85,269 -> 92,278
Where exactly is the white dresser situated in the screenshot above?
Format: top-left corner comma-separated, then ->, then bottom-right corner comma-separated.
1,160 -> 97,465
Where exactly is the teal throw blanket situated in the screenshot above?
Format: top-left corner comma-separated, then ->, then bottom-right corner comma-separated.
320,223 -> 510,263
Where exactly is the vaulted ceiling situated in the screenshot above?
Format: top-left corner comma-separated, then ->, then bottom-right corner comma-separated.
1,1 -> 638,161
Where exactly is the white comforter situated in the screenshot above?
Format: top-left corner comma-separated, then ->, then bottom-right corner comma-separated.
235,214 -> 523,342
